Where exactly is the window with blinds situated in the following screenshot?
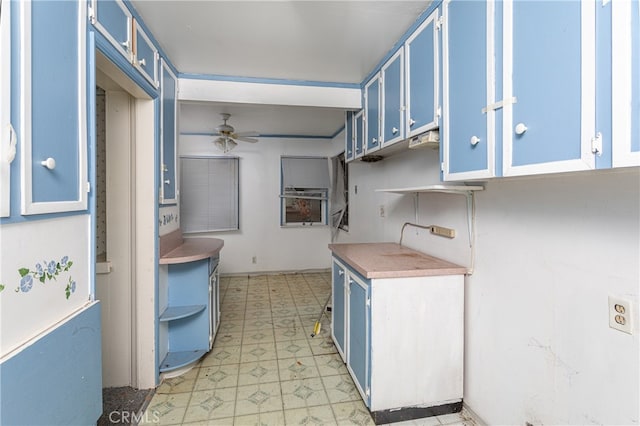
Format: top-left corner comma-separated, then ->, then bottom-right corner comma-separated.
180,156 -> 239,233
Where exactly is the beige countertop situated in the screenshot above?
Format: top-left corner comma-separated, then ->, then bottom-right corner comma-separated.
328,242 -> 467,279
159,235 -> 224,265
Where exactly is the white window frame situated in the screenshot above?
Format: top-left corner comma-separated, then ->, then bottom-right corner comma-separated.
179,155 -> 239,233
1,0 -> 13,217
280,156 -> 329,227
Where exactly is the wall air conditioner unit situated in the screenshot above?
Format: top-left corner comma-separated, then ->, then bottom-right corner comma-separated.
408,129 -> 439,149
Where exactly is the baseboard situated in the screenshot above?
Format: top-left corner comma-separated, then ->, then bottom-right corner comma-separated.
370,400 -> 463,425
462,402 -> 488,426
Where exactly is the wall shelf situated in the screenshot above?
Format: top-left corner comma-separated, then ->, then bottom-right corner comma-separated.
375,184 -> 484,195
159,305 -> 206,322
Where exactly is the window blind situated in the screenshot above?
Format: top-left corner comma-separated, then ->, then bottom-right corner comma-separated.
180,156 -> 239,233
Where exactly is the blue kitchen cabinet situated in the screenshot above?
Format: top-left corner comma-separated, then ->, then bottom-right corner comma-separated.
365,74 -> 381,153
345,111 -> 354,162
442,0 -> 495,181
331,260 -> 347,361
381,48 -> 404,147
160,59 -> 178,204
134,20 -> 159,87
92,0 -> 133,61
348,273 -> 370,406
612,0 -> 640,167
20,0 -> 88,215
354,110 -> 364,159
405,8 -> 440,138
502,0 -> 596,176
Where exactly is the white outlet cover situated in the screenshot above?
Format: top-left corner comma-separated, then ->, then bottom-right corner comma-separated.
608,296 -> 633,334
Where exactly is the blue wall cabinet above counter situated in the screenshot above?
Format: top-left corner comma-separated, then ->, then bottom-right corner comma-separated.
365,74 -> 381,153
160,59 -> 178,204
612,0 -> 640,168
405,8 -> 440,138
442,0 -> 495,181
134,20 -> 159,88
345,111 -> 354,162
90,0 -> 133,62
355,110 -> 365,159
502,0 -> 596,177
20,0 -> 88,215
381,48 -> 405,148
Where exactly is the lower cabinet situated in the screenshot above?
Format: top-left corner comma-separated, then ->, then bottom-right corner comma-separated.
331,256 -> 464,423
159,256 -> 220,373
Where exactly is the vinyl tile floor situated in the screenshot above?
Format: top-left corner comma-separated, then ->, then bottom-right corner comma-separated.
142,272 -> 476,426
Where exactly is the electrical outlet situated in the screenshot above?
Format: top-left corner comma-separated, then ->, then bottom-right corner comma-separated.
431,225 -> 455,238
379,205 -> 385,218
609,296 -> 633,334
252,256 -> 257,264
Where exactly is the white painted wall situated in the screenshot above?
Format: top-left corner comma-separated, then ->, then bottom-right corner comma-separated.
330,136 -> 640,425
178,134 -> 334,275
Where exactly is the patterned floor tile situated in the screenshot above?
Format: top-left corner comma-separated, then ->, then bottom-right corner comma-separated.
274,326 -> 311,342
283,405 -> 337,426
234,410 -> 286,426
218,320 -> 244,334
235,382 -> 284,416
142,392 -> 191,425
281,377 -> 329,410
314,353 -> 348,377
237,360 -> 281,386
244,318 -> 276,331
183,388 -> 237,423
278,356 -> 320,381
194,364 -> 240,391
308,336 -> 338,355
242,329 -> 276,345
276,339 -> 314,359
331,401 -> 374,426
240,342 -> 278,363
215,330 -> 243,347
201,345 -> 242,367
156,367 -> 199,394
321,374 -> 362,404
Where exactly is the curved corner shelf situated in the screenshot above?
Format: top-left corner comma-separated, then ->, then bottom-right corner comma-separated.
159,305 -> 206,322
159,350 -> 207,373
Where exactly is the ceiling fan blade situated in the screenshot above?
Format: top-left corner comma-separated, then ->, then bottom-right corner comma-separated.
235,136 -> 258,143
233,131 -> 259,137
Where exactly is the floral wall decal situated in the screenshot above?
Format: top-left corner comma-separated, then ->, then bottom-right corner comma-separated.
10,256 -> 76,299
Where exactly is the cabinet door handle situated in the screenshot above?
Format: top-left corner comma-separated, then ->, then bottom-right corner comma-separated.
470,136 -> 481,146
392,127 -> 398,135
371,138 -> 377,144
409,118 -> 416,127
164,179 -> 171,185
138,58 -> 146,67
121,40 -> 130,50
515,123 -> 528,135
41,157 -> 56,170
338,270 -> 344,276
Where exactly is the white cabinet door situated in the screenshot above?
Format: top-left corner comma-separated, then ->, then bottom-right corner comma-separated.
612,0 -> 640,167
502,0 -> 596,176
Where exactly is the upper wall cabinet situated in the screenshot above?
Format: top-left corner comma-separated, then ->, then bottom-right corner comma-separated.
20,0 -> 88,215
345,111 -> 354,162
364,74 -> 381,153
405,9 -> 440,138
612,0 -> 640,168
160,59 -> 178,204
502,0 -> 595,177
133,20 -> 159,88
442,0 -> 495,181
354,110 -> 365,160
91,0 -> 133,61
381,48 -> 405,147
443,0 -> 596,181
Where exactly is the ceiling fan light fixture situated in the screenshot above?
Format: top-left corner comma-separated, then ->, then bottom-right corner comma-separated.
213,137 -> 226,151
226,139 -> 238,151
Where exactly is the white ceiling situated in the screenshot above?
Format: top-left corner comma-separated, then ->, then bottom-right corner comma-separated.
131,1 -> 431,138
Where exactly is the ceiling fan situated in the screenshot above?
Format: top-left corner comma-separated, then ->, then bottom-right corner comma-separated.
212,113 -> 259,152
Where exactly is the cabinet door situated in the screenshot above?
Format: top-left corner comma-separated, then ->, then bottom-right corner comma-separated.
345,111 -> 354,162
20,0 -> 88,214
381,49 -> 404,147
93,0 -> 132,60
442,0 -> 495,181
503,0 -> 595,176
354,111 -> 364,159
331,260 -> 347,361
612,0 -> 640,167
406,9 -> 439,137
364,75 -> 381,153
134,20 -> 158,87
160,59 -> 178,204
348,275 -> 370,407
